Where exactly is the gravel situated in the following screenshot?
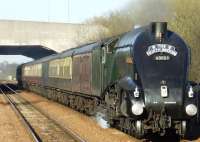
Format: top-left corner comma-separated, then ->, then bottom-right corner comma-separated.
19,91 -> 140,142
0,95 -> 32,142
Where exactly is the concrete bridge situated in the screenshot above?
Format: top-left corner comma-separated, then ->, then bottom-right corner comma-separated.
0,20 -> 107,59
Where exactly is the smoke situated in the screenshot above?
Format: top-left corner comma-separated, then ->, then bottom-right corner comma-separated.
93,112 -> 110,129
121,0 -> 174,25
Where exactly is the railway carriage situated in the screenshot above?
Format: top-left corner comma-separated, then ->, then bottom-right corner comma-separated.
18,22 -> 200,139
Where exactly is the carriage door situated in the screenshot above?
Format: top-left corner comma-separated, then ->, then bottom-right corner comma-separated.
80,53 -> 92,94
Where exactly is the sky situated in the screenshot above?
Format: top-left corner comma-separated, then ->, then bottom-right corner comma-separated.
0,0 -> 131,64
0,55 -> 33,64
0,0 -> 131,23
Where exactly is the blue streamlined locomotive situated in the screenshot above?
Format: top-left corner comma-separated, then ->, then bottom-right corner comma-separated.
17,22 -> 200,138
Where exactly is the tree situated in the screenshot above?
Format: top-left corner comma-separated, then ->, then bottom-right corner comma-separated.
87,0 -> 200,81
168,0 -> 200,81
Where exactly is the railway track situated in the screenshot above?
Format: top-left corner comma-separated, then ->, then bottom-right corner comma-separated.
0,83 -> 86,142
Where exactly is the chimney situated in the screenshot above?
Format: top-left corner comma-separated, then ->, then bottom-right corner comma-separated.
151,22 -> 167,41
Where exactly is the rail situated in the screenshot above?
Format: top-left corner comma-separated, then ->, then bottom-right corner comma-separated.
1,83 -> 86,142
0,84 -> 41,142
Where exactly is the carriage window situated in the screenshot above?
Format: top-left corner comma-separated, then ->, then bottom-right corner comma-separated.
106,38 -> 119,53
49,57 -> 72,79
24,64 -> 42,77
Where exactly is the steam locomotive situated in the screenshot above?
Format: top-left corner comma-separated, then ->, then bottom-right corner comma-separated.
17,22 -> 200,138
